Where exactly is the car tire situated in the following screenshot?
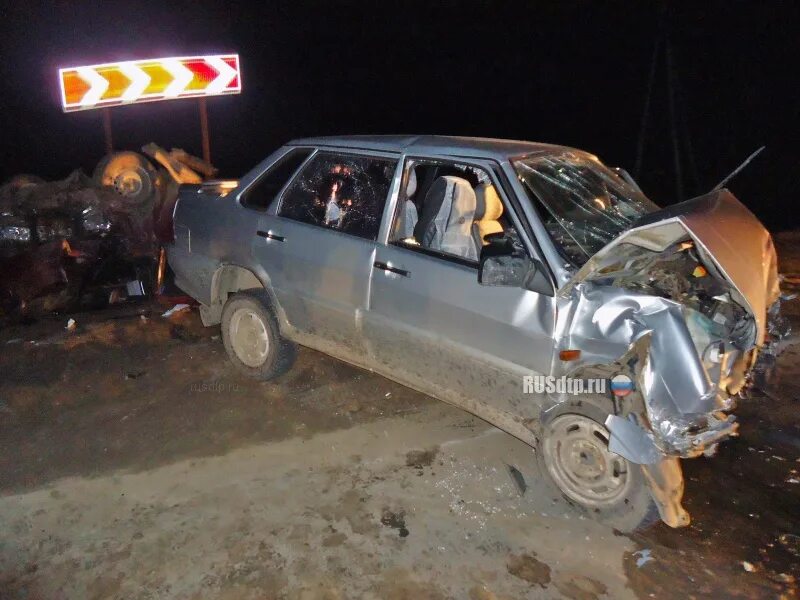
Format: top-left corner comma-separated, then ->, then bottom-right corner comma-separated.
535,412 -> 658,532
221,291 -> 296,380
93,151 -> 161,209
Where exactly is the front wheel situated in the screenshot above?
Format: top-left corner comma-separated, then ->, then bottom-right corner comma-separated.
221,292 -> 296,380
536,413 -> 657,532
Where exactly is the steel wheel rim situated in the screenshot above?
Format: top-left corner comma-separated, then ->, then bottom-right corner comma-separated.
113,168 -> 144,197
229,307 -> 270,368
543,414 -> 631,507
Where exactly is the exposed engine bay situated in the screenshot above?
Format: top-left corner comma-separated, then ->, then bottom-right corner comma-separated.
586,239 -> 758,400
555,189 -> 784,472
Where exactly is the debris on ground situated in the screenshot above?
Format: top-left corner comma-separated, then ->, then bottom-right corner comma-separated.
405,447 -> 438,470
633,549 -> 654,568
380,508 -> 409,537
769,572 -> 796,585
65,318 -> 76,332
778,533 -> 800,557
505,463 -> 527,495
162,303 -> 191,318
506,553 -> 552,587
742,561 -> 757,572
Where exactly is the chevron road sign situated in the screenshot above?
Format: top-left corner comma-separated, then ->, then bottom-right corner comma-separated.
58,54 -> 241,112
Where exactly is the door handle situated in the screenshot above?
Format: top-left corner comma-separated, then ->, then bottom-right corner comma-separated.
374,260 -> 410,277
257,230 -> 285,242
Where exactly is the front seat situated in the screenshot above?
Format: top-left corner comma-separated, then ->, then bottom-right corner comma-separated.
473,183 -> 504,248
415,175 -> 478,260
397,168 -> 419,240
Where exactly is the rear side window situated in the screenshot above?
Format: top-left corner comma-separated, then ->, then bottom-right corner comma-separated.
278,152 -> 397,240
240,148 -> 312,211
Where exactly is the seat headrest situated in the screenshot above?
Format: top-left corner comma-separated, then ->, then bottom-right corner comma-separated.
406,168 -> 417,197
474,183 -> 504,221
445,176 -> 477,221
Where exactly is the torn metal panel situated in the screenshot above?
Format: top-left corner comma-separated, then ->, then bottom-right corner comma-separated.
141,144 -> 204,185
554,282 -> 742,458
641,457 -> 690,528
605,415 -> 663,465
566,189 -> 779,344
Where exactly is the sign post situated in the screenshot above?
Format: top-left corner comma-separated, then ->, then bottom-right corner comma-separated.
102,108 -> 113,154
198,97 -> 211,164
58,54 -> 241,160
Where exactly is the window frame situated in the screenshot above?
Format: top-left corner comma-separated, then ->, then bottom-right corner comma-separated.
236,146 -> 316,213
383,155 -> 535,270
273,149 -> 401,242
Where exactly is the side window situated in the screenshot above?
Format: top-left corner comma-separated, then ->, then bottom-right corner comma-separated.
240,148 -> 312,211
389,159 -> 522,264
278,152 -> 397,241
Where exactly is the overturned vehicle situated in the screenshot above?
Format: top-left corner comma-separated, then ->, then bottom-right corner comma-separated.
165,135 -> 784,530
0,145 -> 215,318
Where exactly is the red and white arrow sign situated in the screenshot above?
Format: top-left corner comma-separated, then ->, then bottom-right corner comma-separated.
59,54 -> 241,112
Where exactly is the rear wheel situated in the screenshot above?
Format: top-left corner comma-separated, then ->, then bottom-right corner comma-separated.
537,413 -> 657,531
221,292 -> 296,380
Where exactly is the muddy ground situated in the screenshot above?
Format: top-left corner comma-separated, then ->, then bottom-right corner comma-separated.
1,236 -> 799,599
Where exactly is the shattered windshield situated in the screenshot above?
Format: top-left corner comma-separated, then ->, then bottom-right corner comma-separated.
513,152 -> 658,266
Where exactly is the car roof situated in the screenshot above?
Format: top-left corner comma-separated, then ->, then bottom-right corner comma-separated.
286,135 -> 584,161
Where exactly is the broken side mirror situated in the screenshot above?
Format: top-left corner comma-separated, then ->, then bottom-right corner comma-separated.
478,231 -> 553,296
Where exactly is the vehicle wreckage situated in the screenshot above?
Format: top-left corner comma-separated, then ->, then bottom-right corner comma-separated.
549,187 -> 783,526
162,135 -> 785,530
0,144 -> 214,318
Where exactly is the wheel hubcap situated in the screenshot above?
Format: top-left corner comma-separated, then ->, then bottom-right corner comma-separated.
113,169 -> 144,197
229,308 -> 269,368
543,414 -> 631,508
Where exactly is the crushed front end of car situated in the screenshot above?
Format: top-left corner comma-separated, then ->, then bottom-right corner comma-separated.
550,188 -> 784,526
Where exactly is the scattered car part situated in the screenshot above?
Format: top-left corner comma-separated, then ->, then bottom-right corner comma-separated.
506,463 -> 527,495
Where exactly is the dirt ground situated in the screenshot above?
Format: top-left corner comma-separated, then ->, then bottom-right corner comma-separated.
1,234 -> 799,599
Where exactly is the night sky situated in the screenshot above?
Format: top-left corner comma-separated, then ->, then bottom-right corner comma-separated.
1,1 -> 798,230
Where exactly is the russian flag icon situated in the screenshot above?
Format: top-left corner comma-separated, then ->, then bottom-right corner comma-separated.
610,374 -> 634,397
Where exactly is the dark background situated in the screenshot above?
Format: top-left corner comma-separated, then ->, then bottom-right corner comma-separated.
1,1 -> 798,230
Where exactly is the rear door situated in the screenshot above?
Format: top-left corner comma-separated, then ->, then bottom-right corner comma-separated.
364,157 -> 556,423
252,149 -> 399,358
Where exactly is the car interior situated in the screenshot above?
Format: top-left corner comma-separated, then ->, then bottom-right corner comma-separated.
391,160 -> 509,262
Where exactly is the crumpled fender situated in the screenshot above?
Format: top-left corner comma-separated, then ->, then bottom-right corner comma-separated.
605,414 -> 663,464
554,286 -> 723,424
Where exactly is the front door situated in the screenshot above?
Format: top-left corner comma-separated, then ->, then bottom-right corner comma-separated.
364,157 -> 556,427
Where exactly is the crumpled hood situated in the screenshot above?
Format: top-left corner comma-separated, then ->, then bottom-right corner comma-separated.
564,189 -> 780,344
